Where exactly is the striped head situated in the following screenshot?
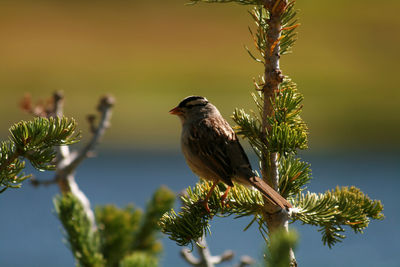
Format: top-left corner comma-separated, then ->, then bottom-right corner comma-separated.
169,96 -> 218,123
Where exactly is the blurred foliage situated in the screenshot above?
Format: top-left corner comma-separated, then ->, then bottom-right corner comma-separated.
119,252 -> 158,267
0,117 -> 79,193
54,193 -> 106,267
96,205 -> 142,267
55,187 -> 175,267
131,186 -> 176,254
265,228 -> 298,267
0,0 -> 398,149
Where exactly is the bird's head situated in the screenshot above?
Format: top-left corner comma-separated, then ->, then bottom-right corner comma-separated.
169,96 -> 217,123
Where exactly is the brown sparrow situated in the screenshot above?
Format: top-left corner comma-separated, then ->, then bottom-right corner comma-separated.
170,96 -> 291,212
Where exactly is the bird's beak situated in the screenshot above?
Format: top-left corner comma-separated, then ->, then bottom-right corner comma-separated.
169,106 -> 182,115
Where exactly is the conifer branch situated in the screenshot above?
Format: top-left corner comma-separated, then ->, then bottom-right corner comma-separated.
95,187 -> 175,267
0,117 -> 79,193
159,180 -> 271,247
160,181 -> 384,251
292,186 -> 384,248
244,3 -> 299,265
278,155 -> 311,198
22,91 -> 114,232
236,4 -> 303,232
174,188 -> 254,267
162,188 -> 255,267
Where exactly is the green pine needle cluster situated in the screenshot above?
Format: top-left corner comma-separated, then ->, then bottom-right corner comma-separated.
233,78 -> 308,157
279,2 -> 298,55
55,187 -> 175,267
159,180 -> 268,247
278,154 -> 311,199
293,186 -> 384,247
0,116 -> 79,193
245,3 -> 298,64
246,6 -> 268,64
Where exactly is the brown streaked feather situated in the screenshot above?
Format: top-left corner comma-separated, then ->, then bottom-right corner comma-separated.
187,117 -> 236,186
248,176 -> 292,209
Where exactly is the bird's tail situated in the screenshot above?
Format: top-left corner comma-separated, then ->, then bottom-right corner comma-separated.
248,176 -> 292,210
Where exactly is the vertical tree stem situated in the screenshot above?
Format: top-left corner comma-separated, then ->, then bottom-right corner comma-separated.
261,0 -> 285,189
261,1 -> 297,266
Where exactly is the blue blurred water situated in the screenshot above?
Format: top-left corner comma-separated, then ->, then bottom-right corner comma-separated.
0,149 -> 398,267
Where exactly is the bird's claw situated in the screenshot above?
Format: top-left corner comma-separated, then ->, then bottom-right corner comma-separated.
195,199 -> 213,215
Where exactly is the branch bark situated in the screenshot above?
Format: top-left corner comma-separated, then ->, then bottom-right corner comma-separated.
260,1 -> 297,266
29,91 -> 114,232
261,0 -> 285,197
55,93 -> 114,231
181,235 -> 234,267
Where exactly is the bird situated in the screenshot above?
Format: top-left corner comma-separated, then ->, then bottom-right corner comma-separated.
169,95 -> 291,213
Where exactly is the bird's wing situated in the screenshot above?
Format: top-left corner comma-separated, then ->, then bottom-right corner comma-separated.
186,117 -> 239,186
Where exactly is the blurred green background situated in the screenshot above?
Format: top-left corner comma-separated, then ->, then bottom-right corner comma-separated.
1,0 -> 399,151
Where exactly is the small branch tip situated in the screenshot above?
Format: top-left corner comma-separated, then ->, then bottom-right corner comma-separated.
97,95 -> 115,112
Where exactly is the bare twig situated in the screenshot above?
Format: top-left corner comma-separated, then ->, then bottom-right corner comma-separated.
181,235 -> 234,267
22,91 -> 114,232
236,256 -> 255,267
63,95 -> 114,174
57,93 -> 114,231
